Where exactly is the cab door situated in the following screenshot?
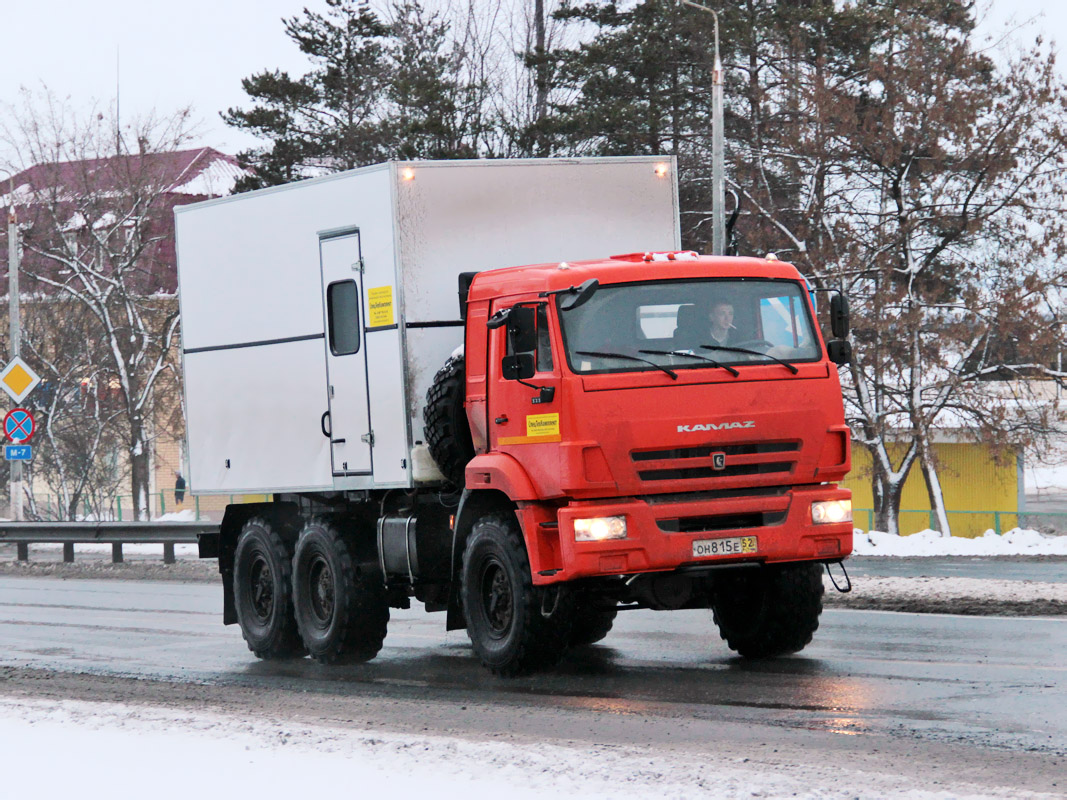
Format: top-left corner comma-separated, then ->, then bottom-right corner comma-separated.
489,302 -> 563,496
320,231 -> 372,476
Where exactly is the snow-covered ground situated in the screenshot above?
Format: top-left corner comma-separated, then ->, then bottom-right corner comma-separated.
853,528 -> 1067,556
1025,444 -> 1067,498
0,697 -> 1049,800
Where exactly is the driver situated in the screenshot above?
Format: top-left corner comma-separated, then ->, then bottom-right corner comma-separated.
707,301 -> 735,347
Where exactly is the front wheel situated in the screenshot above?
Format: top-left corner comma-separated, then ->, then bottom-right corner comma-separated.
292,517 -> 389,664
461,513 -> 574,676
711,563 -> 824,658
569,597 -> 618,646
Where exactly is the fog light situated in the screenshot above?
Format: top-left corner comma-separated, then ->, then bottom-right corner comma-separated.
812,499 -> 852,524
574,516 -> 627,542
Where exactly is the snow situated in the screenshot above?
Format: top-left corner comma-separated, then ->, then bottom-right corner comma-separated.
153,509 -> 197,522
853,528 -> 1067,556
171,158 -> 251,196
1026,460 -> 1067,495
0,697 -> 1039,800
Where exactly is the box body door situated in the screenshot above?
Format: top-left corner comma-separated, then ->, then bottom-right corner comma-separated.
320,231 -> 373,475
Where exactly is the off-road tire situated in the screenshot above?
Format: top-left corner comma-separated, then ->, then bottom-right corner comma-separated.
424,355 -> 474,486
461,513 -> 575,676
569,598 -> 618,647
711,562 -> 824,658
233,517 -> 305,659
292,517 -> 389,665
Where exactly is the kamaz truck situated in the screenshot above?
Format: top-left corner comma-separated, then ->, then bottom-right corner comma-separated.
175,157 -> 852,676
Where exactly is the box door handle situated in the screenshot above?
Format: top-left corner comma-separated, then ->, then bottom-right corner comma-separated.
321,410 -> 332,438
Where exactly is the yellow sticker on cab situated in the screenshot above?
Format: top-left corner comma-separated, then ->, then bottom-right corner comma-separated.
526,413 -> 560,438
368,286 -> 395,327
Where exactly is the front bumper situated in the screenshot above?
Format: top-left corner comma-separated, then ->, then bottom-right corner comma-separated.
536,484 -> 851,585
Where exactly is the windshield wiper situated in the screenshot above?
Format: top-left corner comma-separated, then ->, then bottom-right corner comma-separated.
700,345 -> 799,375
639,349 -> 740,377
575,351 -> 678,380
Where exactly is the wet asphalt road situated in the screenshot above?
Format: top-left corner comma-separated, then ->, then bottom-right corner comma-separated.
0,574 -> 1064,767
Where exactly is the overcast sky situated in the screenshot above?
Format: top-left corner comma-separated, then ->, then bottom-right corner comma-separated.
0,0 -> 1064,165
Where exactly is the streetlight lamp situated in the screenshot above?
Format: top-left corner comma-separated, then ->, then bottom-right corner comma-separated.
680,0 -> 725,256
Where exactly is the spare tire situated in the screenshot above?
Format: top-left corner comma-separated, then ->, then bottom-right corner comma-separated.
424,354 -> 475,486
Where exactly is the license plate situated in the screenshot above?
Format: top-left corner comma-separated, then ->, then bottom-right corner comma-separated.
692,536 -> 758,558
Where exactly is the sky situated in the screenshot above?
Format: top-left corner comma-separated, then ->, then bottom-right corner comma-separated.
0,0 -> 1065,167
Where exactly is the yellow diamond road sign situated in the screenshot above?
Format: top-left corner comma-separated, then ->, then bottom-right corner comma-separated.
0,357 -> 41,404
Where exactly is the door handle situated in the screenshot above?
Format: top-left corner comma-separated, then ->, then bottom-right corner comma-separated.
321,411 -> 332,438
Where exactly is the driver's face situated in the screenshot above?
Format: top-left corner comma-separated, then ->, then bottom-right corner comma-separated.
709,303 -> 734,331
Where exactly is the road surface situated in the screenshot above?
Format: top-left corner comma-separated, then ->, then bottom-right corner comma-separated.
0,575 -> 1063,796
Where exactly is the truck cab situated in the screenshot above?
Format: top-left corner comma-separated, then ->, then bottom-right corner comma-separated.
446,251 -> 852,672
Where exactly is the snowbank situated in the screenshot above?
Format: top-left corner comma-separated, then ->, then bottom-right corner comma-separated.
0,697 -> 1036,800
853,528 -> 1067,556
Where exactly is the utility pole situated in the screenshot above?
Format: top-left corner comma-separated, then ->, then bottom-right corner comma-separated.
680,0 -> 725,255
7,198 -> 22,521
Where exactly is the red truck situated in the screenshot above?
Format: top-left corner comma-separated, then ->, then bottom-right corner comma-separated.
177,160 -> 851,676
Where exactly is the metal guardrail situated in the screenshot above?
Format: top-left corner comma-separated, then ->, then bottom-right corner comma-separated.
0,522 -> 220,564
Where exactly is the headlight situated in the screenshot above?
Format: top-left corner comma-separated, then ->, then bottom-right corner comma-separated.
574,516 -> 627,542
811,499 -> 852,524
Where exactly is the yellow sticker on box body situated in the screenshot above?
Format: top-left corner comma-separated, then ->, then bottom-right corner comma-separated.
368,286 -> 395,327
526,413 -> 560,438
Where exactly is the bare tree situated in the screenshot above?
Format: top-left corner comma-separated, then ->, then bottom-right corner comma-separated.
725,1 -> 1067,533
0,89 -> 193,519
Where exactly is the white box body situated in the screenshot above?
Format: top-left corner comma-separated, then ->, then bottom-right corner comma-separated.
175,158 -> 680,494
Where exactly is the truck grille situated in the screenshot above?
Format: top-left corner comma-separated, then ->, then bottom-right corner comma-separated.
632,440 -> 800,482
657,510 -> 788,533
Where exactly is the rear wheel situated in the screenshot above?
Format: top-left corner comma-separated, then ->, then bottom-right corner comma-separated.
711,563 -> 824,658
461,513 -> 574,676
233,517 -> 305,659
292,517 -> 389,664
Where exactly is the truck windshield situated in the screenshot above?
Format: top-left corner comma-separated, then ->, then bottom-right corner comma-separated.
558,278 -> 821,376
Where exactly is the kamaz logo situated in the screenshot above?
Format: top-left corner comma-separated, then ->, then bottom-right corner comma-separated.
677,420 -> 755,432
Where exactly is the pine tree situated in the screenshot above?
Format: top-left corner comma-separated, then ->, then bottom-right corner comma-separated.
387,1 -> 485,160
224,0 -> 392,190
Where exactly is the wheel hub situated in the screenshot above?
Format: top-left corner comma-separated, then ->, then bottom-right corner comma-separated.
309,556 -> 335,625
249,555 -> 274,622
480,558 -> 513,636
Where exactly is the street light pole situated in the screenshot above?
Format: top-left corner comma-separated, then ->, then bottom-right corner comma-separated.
680,0 -> 725,255
6,195 -> 22,521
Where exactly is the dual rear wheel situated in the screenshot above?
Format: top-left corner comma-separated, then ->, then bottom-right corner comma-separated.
233,516 -> 388,664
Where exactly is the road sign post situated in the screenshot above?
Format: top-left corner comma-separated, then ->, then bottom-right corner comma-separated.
7,204 -> 21,520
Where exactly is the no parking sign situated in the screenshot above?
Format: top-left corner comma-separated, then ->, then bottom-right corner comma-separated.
4,408 -> 35,443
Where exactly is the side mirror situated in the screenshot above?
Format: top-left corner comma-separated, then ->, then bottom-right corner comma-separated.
559,279 -> 599,311
830,293 -> 850,339
506,305 -> 537,354
827,339 -> 852,366
502,353 -> 536,381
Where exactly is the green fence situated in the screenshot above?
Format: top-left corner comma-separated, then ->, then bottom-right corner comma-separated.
28,493 -> 233,522
855,509 -> 1067,536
